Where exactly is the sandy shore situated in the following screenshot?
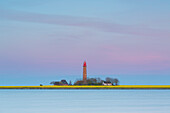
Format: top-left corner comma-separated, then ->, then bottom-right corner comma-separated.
0,85 -> 170,89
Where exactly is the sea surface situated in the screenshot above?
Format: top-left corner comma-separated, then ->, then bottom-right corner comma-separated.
0,90 -> 170,113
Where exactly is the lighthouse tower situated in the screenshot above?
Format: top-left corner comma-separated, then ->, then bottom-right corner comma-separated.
83,61 -> 87,81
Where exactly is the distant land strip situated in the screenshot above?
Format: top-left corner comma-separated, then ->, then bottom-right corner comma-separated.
1,85 -> 170,89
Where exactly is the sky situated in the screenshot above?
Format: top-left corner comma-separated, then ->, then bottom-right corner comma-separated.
0,0 -> 170,85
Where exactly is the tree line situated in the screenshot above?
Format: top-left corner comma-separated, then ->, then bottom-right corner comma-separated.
50,77 -> 119,86
74,77 -> 119,85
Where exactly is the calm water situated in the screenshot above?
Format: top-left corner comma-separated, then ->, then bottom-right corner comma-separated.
0,90 -> 170,113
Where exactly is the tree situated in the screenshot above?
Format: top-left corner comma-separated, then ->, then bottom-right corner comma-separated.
86,78 -> 104,85
87,78 -> 97,84
106,77 -> 114,84
101,80 -> 104,84
50,81 -> 60,85
74,80 -> 84,85
50,81 -> 55,85
113,78 -> 119,86
69,80 -> 72,85
61,80 -> 68,85
96,77 -> 101,83
105,77 -> 119,85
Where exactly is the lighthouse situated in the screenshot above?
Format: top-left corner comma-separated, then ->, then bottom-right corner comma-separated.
83,61 -> 87,81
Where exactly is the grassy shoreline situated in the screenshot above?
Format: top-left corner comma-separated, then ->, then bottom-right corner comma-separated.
0,85 -> 170,89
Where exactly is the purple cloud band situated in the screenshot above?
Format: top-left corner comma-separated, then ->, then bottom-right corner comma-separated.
0,9 -> 170,38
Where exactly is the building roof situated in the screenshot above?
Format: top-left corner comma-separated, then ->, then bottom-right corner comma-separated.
103,81 -> 112,83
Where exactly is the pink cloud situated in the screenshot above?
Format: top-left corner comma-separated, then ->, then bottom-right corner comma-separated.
98,45 -> 170,66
